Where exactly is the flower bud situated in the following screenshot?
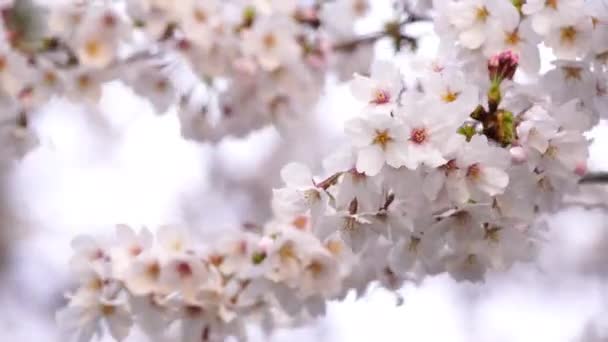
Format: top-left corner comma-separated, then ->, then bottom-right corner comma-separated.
575,161 -> 587,177
488,51 -> 519,82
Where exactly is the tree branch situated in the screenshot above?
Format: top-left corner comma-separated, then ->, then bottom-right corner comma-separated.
579,172 -> 608,184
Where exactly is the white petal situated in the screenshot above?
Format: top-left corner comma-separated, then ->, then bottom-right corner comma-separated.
345,117 -> 376,147
280,162 -> 313,187
446,176 -> 471,204
459,26 -> 485,49
350,74 -> 375,100
356,145 -> 385,176
422,171 -> 446,201
106,307 -> 133,342
478,167 -> 509,196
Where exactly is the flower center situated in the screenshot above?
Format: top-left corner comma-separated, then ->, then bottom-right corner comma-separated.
441,89 -> 460,103
373,129 -> 393,149
146,262 -> 161,280
279,243 -> 297,262
475,6 -> 489,22
544,145 -> 558,158
371,89 -> 390,104
101,305 -> 116,316
307,260 -> 324,277
129,245 -> 143,256
504,30 -> 521,45
409,128 -> 427,144
560,26 -> 577,44
408,236 -> 420,252
194,9 -> 208,23
562,66 -> 582,80
77,74 -> 91,89
263,33 -> 277,50
326,240 -> 343,255
545,0 -> 558,10
441,159 -> 459,173
156,79 -> 169,92
43,71 -> 57,85
353,0 -> 368,16
303,189 -> 321,204
484,226 -> 502,243
466,163 -> 481,179
84,39 -> 102,58
292,215 -> 308,230
176,262 -> 193,278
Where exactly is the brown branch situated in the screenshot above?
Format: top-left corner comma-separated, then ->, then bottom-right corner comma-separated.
332,15 -> 428,52
579,172 -> 608,184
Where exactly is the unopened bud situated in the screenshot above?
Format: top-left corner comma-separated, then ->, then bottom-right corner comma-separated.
488,51 -> 519,82
575,161 -> 587,177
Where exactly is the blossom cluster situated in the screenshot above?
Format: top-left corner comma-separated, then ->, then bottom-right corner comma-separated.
57,223 -> 347,341
0,0 -> 401,162
54,0 -> 607,341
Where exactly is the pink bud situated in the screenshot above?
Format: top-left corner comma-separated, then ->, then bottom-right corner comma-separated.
575,161 -> 587,177
488,50 -> 519,81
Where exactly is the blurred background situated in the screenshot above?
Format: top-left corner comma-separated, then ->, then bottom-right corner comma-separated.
1,1 -> 608,341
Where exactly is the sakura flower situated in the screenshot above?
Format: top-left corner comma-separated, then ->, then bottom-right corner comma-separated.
420,69 -> 479,121
176,0 -> 222,51
542,60 -> 594,105
124,66 -> 177,114
66,68 -> 110,104
69,234 -> 111,274
434,204 -> 494,253
424,135 -> 510,204
211,233 -> 259,276
345,112 -> 409,176
299,248 -> 341,297
56,296 -> 133,342
123,253 -> 163,296
492,165 -> 538,221
517,105 -> 560,156
272,162 -> 328,218
241,16 -> 300,71
522,0 -> 584,35
551,98 -> 596,132
159,255 -> 212,301
156,225 -> 194,255
536,130 -> 589,179
446,0 -> 520,49
444,249 -> 493,281
484,19 -> 541,73
315,197 -> 376,253
73,9 -> 128,68
349,60 -> 403,109
545,15 -> 593,60
111,225 -> 153,276
586,0 -> 608,53
394,99 -> 463,170
388,224 -> 444,275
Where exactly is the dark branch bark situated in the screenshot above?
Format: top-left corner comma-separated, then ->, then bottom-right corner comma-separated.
579,172 -> 608,184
